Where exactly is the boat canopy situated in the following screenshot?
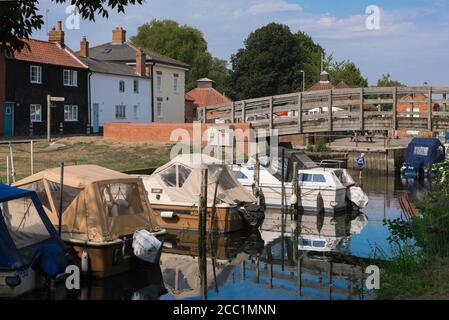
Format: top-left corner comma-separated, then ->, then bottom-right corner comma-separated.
0,184 -> 65,272
406,138 -> 445,169
13,165 -> 160,242
152,154 -> 255,205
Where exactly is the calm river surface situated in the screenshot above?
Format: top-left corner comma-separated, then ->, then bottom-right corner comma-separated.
24,171 -> 431,300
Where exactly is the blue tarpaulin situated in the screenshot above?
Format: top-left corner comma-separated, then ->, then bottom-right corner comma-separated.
406,138 -> 446,169
0,184 -> 67,274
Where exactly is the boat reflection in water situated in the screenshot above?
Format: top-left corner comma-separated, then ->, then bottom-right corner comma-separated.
159,209 -> 373,300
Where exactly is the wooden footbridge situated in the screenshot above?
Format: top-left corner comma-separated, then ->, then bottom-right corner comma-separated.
199,86 -> 449,136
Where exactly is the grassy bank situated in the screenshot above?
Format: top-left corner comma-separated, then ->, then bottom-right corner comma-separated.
377,160 -> 449,300
0,136 -> 174,182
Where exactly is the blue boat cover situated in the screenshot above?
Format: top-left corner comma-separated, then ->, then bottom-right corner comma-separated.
0,184 -> 67,275
406,138 -> 446,169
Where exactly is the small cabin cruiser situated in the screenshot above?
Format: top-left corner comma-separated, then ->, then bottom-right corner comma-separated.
139,154 -> 265,233
232,149 -> 368,213
14,165 -> 166,278
0,184 -> 68,298
401,137 -> 446,177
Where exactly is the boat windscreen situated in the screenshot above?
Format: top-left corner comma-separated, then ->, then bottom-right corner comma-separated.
0,196 -> 51,249
100,183 -> 145,217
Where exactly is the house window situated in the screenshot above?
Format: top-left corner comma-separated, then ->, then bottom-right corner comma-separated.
156,72 -> 162,91
133,105 -> 139,119
64,105 -> 78,122
119,80 -> 125,92
30,104 -> 42,122
30,65 -> 42,84
116,105 -> 126,119
63,69 -> 78,86
173,74 -> 179,93
133,79 -> 139,93
156,99 -> 163,118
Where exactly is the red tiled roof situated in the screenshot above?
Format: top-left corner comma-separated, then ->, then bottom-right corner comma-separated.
185,93 -> 195,102
11,39 -> 86,69
308,81 -> 351,92
308,82 -> 334,91
186,87 -> 232,107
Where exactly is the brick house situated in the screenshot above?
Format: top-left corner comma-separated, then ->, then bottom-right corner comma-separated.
1,22 -> 88,137
186,78 -> 233,122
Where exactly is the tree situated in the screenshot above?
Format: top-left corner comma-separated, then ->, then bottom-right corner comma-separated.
377,74 -> 404,87
327,59 -> 368,88
230,23 -> 302,100
295,31 -> 323,90
131,19 -> 230,91
0,0 -> 144,56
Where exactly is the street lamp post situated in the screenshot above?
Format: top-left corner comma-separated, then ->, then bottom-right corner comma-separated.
300,70 -> 305,92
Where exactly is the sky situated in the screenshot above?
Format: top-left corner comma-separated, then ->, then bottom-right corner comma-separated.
33,0 -> 449,86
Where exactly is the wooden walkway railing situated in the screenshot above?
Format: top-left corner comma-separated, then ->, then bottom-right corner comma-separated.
199,86 -> 449,136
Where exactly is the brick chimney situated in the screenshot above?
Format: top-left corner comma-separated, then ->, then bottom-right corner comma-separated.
112,27 -> 126,44
48,20 -> 64,45
319,71 -> 330,83
136,48 -> 146,76
79,36 -> 89,58
197,78 -> 214,89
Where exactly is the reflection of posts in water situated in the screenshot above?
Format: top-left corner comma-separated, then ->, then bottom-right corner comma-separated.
328,261 -> 333,300
198,168 -> 208,300
297,254 -> 303,296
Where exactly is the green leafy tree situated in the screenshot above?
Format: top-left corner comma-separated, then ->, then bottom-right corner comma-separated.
327,59 -> 368,87
229,23 -> 302,100
377,73 -> 404,87
131,19 -> 230,91
0,0 -> 144,55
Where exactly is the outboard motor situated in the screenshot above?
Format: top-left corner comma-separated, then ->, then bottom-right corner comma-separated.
238,204 -> 265,228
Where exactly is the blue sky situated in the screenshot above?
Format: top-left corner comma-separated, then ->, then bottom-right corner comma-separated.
34,0 -> 449,86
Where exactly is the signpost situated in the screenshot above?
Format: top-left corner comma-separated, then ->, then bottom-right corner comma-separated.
47,95 -> 65,142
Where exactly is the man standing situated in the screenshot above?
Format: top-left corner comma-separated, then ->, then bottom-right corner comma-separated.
357,153 -> 366,179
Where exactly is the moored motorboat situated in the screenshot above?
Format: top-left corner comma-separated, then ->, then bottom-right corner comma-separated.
139,154 -> 265,233
232,150 -> 368,213
13,165 -> 166,278
0,184 -> 68,298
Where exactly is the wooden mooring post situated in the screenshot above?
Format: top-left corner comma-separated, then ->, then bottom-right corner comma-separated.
198,167 -> 208,300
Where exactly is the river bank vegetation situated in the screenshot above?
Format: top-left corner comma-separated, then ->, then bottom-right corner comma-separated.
378,160 -> 449,299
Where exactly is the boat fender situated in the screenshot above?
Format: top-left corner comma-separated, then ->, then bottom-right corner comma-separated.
290,194 -> 298,205
81,249 -> 89,273
161,211 -> 177,219
110,204 -> 119,217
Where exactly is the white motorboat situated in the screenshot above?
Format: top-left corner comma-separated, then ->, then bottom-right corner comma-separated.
232,150 -> 368,213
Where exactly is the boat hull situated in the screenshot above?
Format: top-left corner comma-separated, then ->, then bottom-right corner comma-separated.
0,268 -> 46,298
151,204 -> 244,233
65,232 -> 165,279
243,183 -> 348,213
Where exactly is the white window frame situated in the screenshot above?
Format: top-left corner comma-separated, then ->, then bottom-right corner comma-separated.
30,104 -> 42,122
133,105 -> 139,120
30,65 -> 42,84
133,79 -> 139,93
156,75 -> 162,91
119,80 -> 125,93
116,105 -> 126,119
173,76 -> 179,93
156,100 -> 163,119
63,69 -> 78,87
64,105 -> 79,122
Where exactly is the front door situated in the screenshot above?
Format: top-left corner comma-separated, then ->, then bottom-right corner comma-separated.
92,103 -> 99,133
3,103 -> 14,137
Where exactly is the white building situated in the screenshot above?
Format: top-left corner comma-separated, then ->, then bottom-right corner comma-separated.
84,27 -> 189,123
77,37 -> 152,133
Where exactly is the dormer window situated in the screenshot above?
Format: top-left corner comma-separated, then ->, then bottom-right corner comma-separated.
30,65 -> 42,84
63,69 -> 78,86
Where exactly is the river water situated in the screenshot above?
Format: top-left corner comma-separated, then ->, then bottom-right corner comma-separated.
23,171 -> 431,300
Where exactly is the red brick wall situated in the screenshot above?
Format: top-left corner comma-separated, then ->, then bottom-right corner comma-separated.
104,122 -> 251,144
0,52 -> 5,135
